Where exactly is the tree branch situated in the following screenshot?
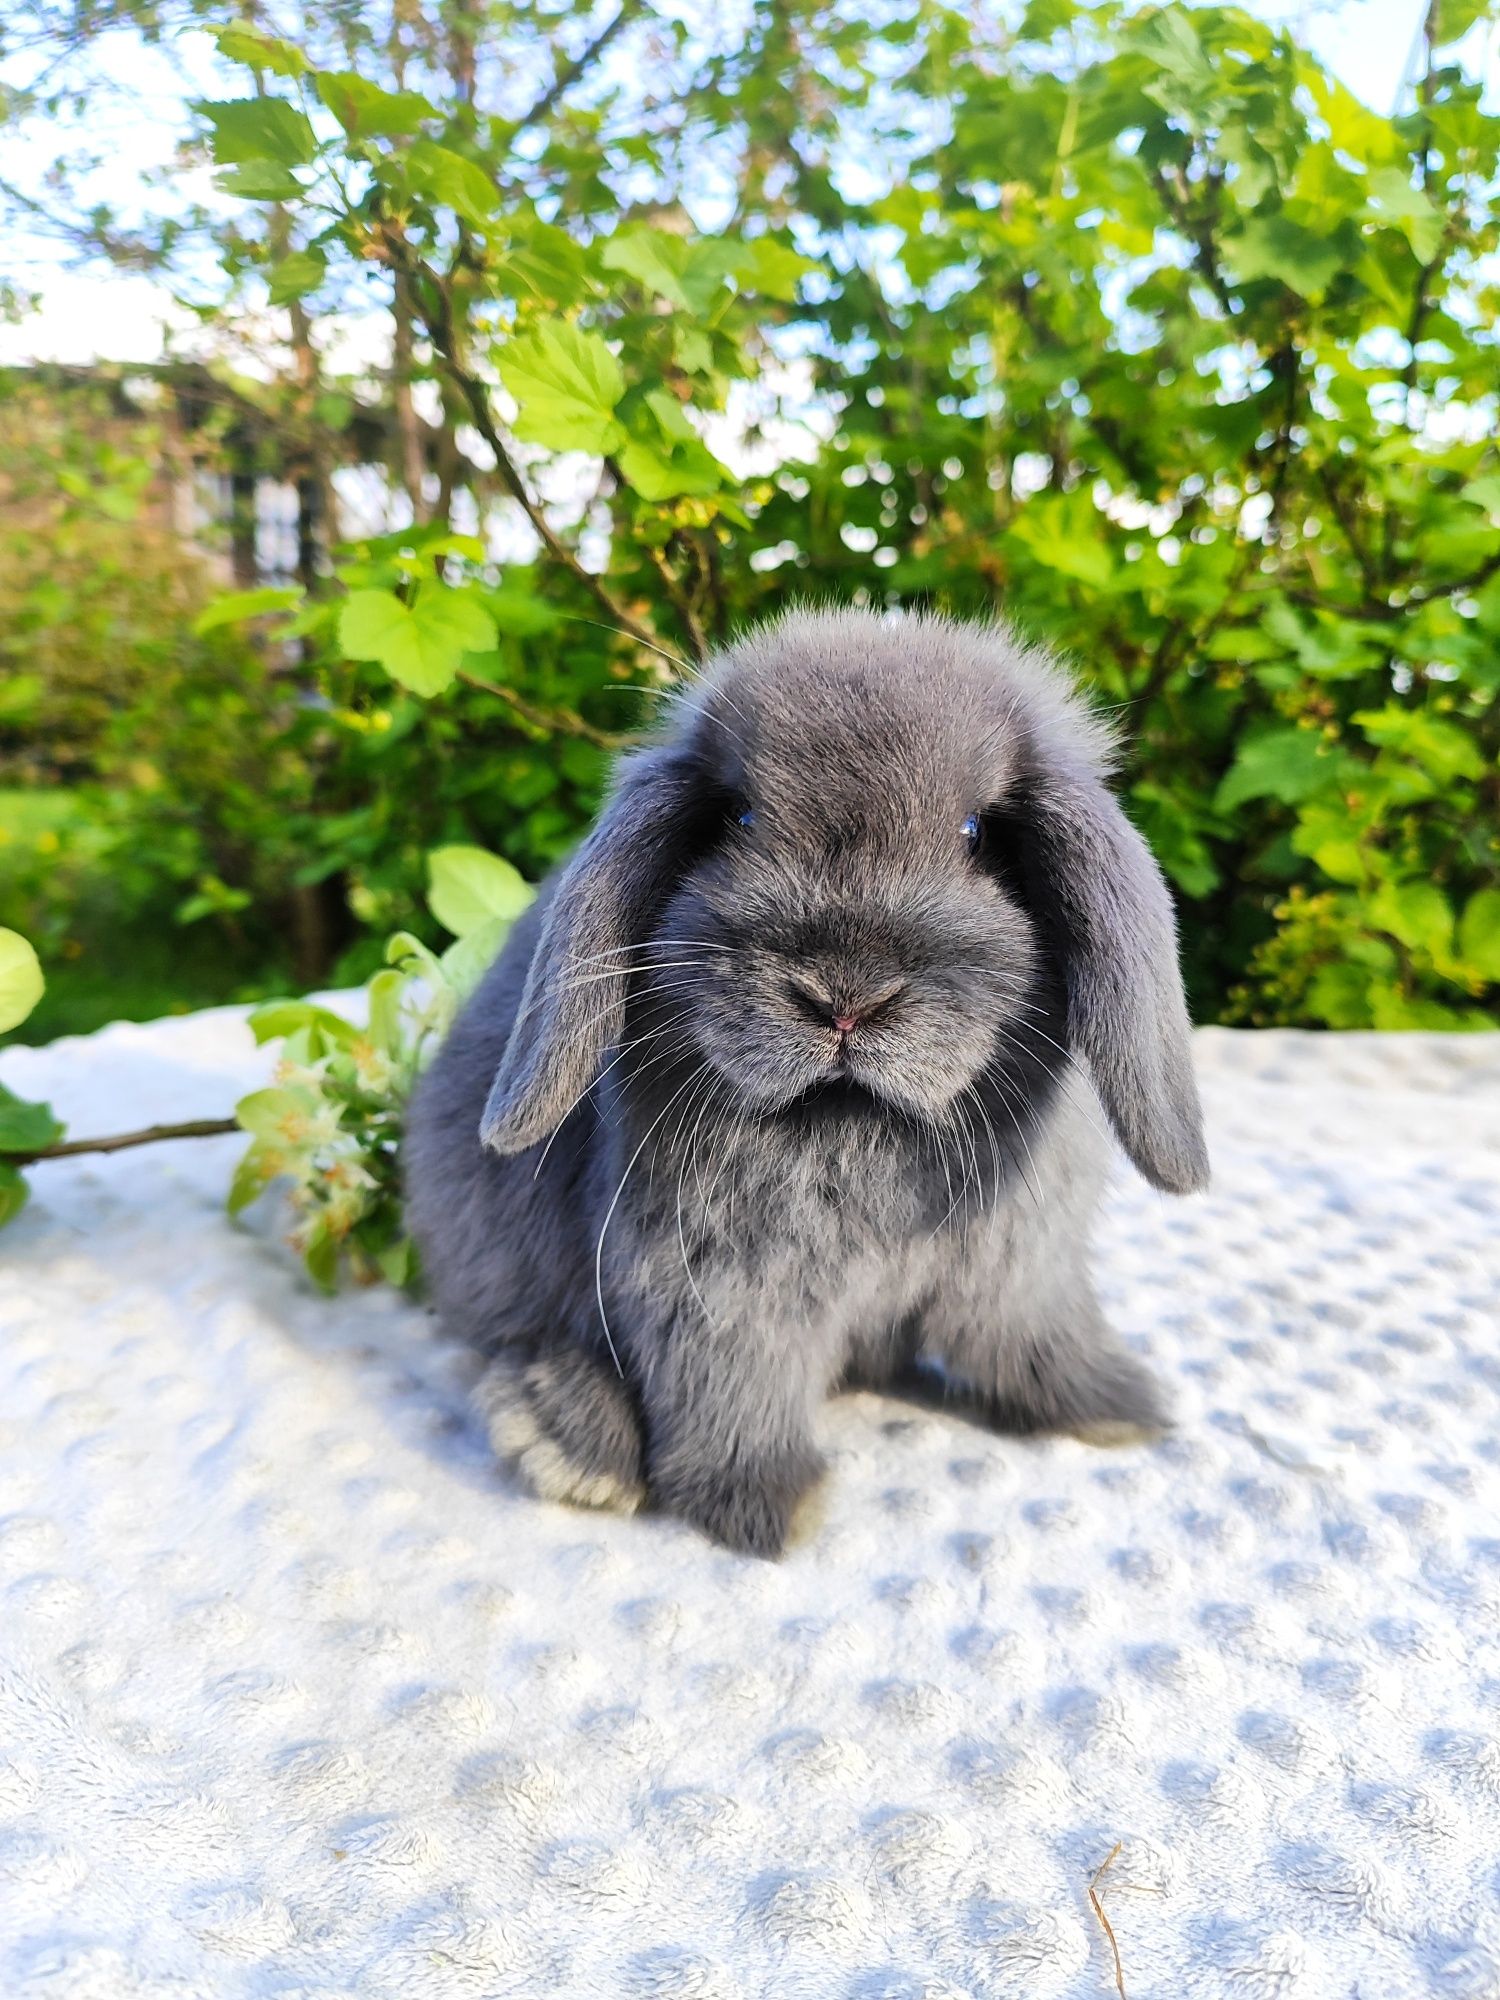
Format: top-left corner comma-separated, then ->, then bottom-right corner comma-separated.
1151,165 -> 1238,317
12,1118 -> 239,1168
1315,462 -> 1379,598
455,666 -> 635,749
645,540 -> 709,662
1289,547 -> 1500,623
379,228 -> 664,655
509,2 -> 643,141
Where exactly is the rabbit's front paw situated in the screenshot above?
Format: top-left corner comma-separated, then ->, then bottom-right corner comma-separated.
478,1347 -> 646,1513
655,1443 -> 825,1559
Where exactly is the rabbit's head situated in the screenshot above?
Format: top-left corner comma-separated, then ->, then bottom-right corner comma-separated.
481,610 -> 1207,1195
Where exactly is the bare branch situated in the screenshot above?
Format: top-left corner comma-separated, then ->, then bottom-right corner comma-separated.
13,1118 -> 239,1168
509,3 -> 644,142
455,666 -> 635,750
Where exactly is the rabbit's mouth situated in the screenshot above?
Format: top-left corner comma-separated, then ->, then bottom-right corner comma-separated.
784,1074 -> 885,1121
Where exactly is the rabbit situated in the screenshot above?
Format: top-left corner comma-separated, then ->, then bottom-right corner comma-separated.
403,607 -> 1208,1557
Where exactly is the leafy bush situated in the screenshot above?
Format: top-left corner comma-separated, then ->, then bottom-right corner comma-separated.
0,390 -> 623,1035
0,850 -> 533,1284
228,845 -> 533,1290
2,0 -> 1496,1036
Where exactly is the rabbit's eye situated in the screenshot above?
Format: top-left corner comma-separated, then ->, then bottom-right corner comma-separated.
962,812 -> 983,856
736,803 -> 756,831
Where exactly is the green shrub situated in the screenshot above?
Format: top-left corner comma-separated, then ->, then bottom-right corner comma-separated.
3,0 -> 1496,1036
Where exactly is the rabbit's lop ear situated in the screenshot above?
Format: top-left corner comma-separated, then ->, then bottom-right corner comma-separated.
480,747 -> 699,1155
1031,772 -> 1209,1195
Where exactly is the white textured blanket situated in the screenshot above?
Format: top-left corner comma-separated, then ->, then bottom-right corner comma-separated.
0,1010 -> 1497,2000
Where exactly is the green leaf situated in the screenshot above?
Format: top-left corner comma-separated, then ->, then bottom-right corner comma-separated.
617,391 -> 727,499
386,931 -> 444,980
1364,168 -> 1445,265
1222,214 -> 1346,301
302,1219 -> 340,1293
175,878 -> 252,926
248,1000 -> 359,1048
1433,0 -> 1494,43
405,140 -> 498,226
427,845 -> 534,937
216,23 -> 307,76
440,918 -> 509,997
195,96 -> 318,169
1460,474 -> 1500,520
267,249 -> 326,305
1299,64 -> 1400,169
505,218 -> 589,306
354,521 -> 485,566
1367,880 -> 1454,959
1215,729 -> 1342,812
0,1161 -> 27,1229
677,241 -> 745,315
735,237 -> 814,301
234,1086 -> 320,1144
644,389 -> 698,443
215,162 -> 306,200
339,587 -> 497,698
482,587 -> 560,637
377,1236 -> 415,1286
499,322 -> 625,454
0,928 -> 44,1034
1458,887 -> 1500,979
601,226 -> 691,308
365,967 -> 405,1054
1290,807 -> 1368,885
1007,490 -> 1113,585
193,586 -> 303,635
615,436 -> 723,502
316,71 -> 433,136
673,325 -> 713,374
227,1142 -> 279,1216
0,1084 -> 64,1155
1353,706 -> 1484,781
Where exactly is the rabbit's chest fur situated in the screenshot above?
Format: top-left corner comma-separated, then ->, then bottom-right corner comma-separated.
615,1077 -> 1105,1371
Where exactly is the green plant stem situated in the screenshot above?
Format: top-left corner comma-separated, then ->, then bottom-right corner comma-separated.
454,666 -> 634,749
12,1117 -> 239,1168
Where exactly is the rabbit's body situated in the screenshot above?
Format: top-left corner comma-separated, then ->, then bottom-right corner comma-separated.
405,610 -> 1206,1554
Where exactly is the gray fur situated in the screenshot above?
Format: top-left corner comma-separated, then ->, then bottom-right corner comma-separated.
404,609 -> 1207,1556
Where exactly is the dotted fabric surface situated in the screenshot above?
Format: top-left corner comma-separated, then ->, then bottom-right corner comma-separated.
1,1009 -> 1498,2000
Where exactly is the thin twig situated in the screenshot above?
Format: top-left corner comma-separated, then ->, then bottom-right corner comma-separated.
377,228 -> 664,656
455,665 -> 635,749
1088,1841 -> 1127,1999
12,1118 -> 239,1167
509,2 -> 643,140
644,538 -> 709,663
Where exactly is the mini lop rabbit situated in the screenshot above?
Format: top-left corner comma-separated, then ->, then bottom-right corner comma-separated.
405,609 -> 1208,1556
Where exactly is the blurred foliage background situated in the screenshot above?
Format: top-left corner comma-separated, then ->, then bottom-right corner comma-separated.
2,0 -> 1498,1045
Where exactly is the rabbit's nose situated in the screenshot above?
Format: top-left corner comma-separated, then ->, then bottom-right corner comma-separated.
789,975 -> 906,1033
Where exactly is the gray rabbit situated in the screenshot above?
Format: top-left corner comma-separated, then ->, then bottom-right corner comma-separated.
403,609 -> 1208,1556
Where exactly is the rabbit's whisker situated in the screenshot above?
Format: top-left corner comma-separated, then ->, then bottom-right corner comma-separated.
986,1067 -> 1046,1212
1000,1018 -> 1115,1149
570,939 -> 737,963
674,1070 -> 727,1328
531,1021 -> 688,1178
960,1084 -> 992,1226
964,1081 -> 1008,1240
594,1059 -> 713,1377
507,960 -> 717,1034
